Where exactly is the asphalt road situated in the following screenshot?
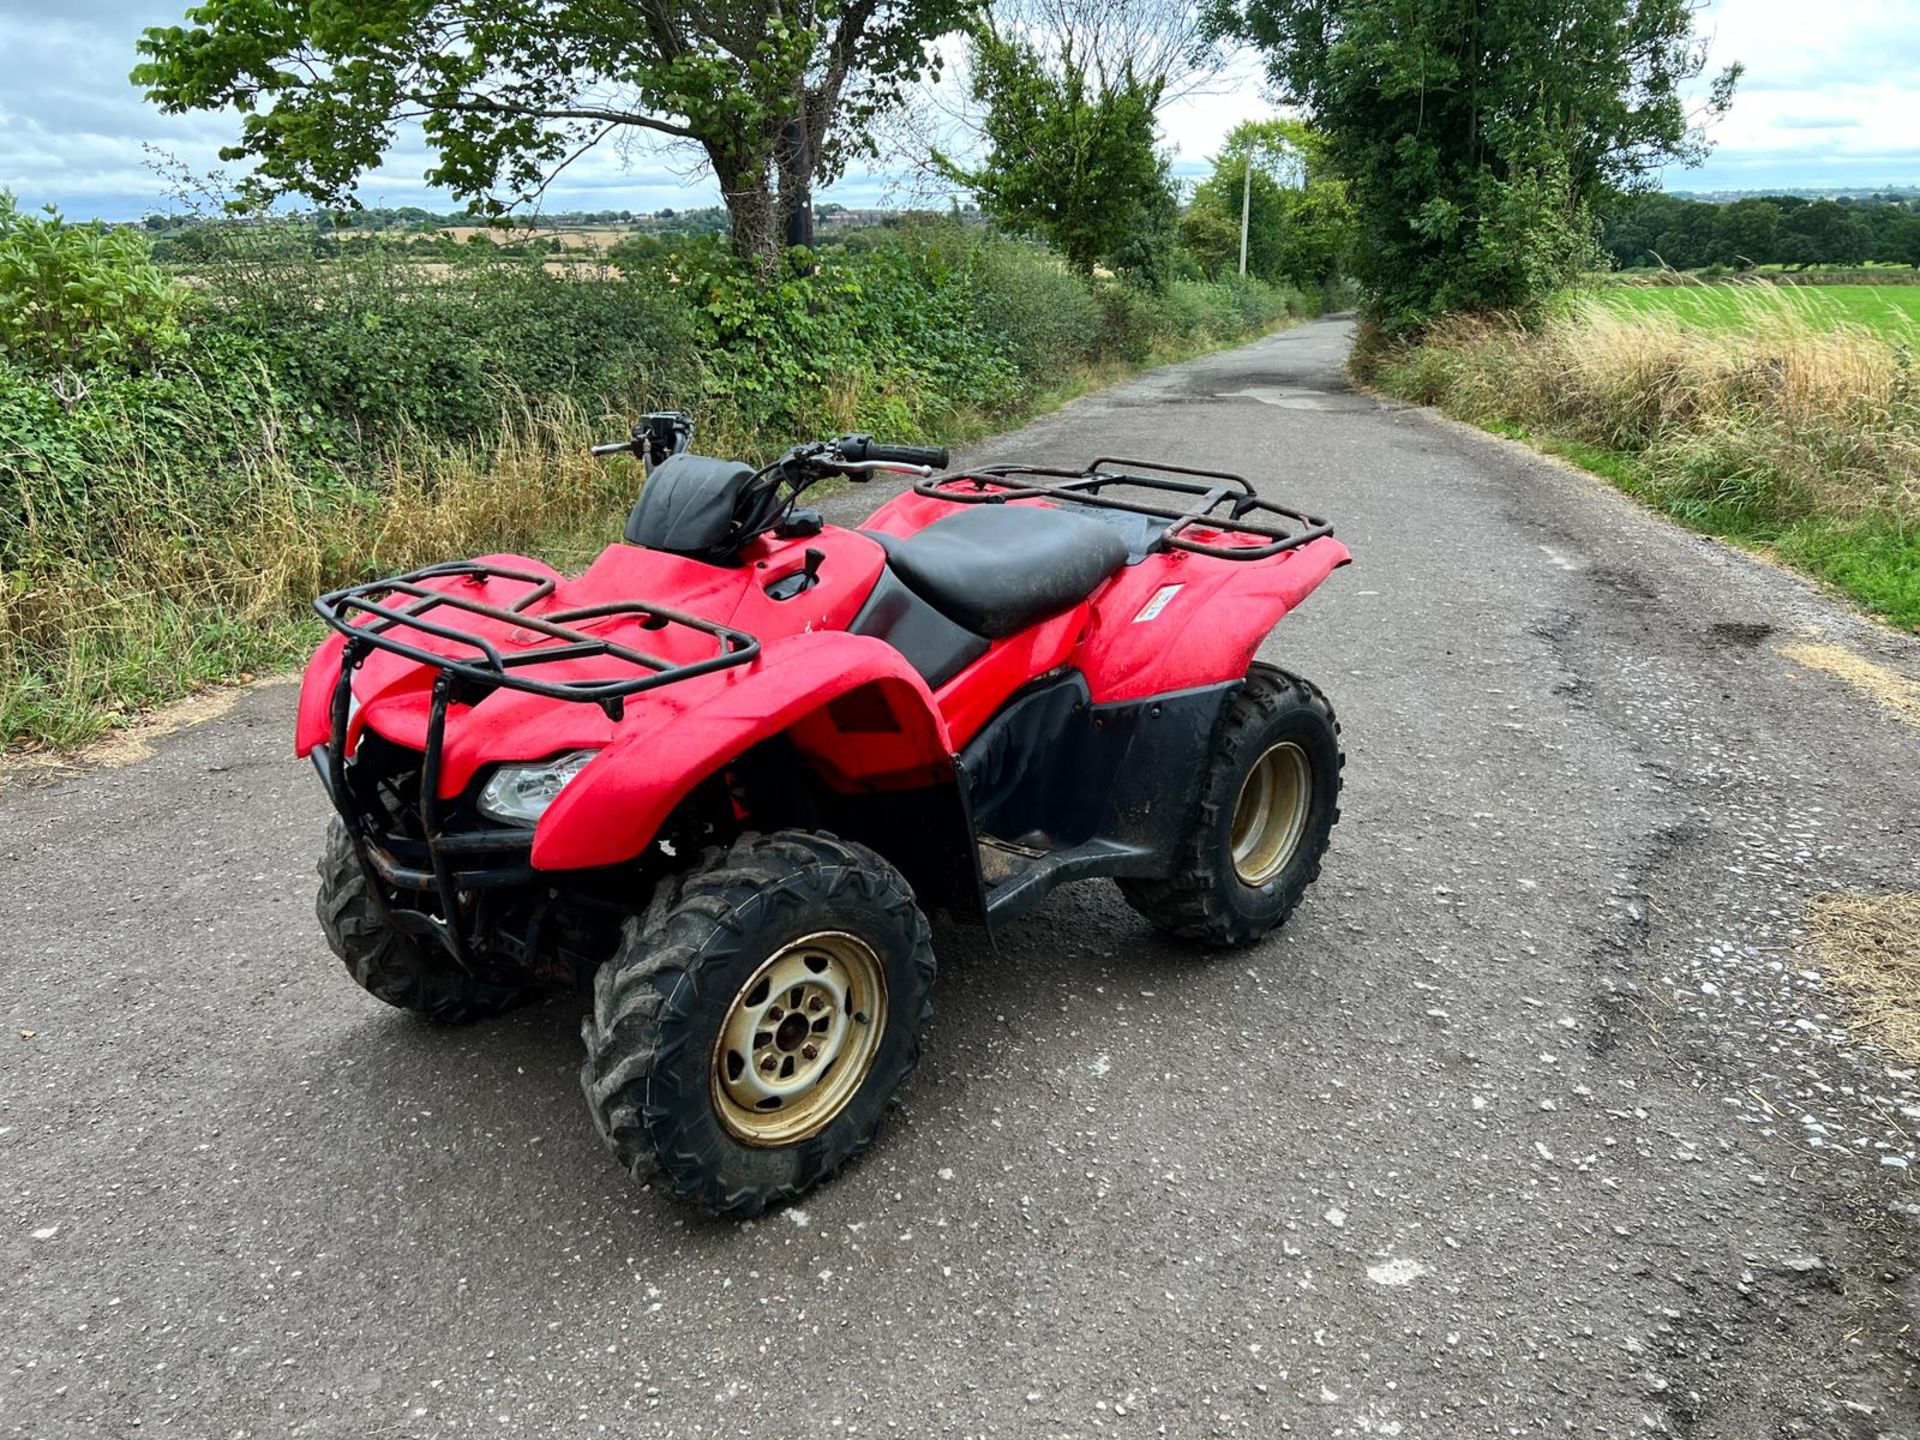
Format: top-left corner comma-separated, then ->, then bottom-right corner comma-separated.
6,317 -> 1920,1439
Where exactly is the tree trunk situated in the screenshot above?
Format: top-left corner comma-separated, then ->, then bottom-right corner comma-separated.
718,169 -> 782,283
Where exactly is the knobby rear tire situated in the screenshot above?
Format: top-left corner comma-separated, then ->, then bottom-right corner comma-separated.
1118,664 -> 1343,948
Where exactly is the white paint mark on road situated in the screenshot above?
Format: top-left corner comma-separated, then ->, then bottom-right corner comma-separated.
1366,1258 -> 1430,1287
1538,544 -> 1579,571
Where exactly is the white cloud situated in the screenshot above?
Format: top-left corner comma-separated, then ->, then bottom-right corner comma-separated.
1670,0 -> 1920,189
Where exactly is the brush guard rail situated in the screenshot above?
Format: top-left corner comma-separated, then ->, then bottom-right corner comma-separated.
916,458 -> 1332,560
312,561 -> 760,965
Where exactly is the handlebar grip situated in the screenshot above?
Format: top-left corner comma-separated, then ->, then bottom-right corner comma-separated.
590,441 -> 634,458
867,442 -> 949,469
841,436 -> 949,470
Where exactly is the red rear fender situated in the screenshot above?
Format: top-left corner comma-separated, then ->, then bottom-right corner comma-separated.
1078,535 -> 1351,702
531,632 -> 952,871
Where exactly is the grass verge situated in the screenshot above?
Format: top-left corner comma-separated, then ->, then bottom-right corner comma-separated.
1366,289 -> 1920,632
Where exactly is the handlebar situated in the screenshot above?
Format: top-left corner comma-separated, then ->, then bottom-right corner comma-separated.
589,419 -> 949,553
590,411 -> 695,467
839,435 -> 949,470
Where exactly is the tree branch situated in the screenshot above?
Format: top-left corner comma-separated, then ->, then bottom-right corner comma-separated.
399,91 -> 698,139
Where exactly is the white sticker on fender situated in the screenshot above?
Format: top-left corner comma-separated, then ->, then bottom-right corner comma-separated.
1132,584 -> 1183,623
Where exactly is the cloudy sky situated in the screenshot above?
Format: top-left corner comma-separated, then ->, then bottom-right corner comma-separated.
2,0 -> 1915,222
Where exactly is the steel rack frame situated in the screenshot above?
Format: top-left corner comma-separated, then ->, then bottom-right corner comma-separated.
915,457 -> 1333,560
311,561 -> 759,965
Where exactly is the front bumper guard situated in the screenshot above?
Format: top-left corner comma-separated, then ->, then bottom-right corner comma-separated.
313,560 -> 760,966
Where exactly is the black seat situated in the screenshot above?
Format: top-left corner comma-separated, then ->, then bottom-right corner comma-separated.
867,505 -> 1129,640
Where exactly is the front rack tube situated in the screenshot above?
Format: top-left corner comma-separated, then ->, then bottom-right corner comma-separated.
314,561 -> 760,968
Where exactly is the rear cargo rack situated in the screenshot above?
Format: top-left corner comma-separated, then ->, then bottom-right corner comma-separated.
312,561 -> 759,966
915,458 -> 1332,560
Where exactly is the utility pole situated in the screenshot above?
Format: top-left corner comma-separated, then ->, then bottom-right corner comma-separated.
1238,152 -> 1251,277
782,115 -> 815,255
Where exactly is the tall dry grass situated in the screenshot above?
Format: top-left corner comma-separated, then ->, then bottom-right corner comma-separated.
1371,285 -> 1920,625
0,391 -> 632,747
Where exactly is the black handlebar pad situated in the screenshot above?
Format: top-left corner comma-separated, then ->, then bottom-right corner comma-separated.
841,435 -> 949,470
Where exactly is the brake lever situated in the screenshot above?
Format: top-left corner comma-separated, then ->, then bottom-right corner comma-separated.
832,461 -> 935,480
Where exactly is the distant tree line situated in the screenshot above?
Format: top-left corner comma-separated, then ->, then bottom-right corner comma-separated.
140,205 -> 734,236
1601,192 -> 1920,271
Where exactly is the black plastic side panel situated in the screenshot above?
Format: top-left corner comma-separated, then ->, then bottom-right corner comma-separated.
959,673 -> 1238,923
821,782 -> 987,925
964,673 -> 1099,845
848,566 -> 991,689
1093,682 -> 1235,862
966,673 -> 1233,854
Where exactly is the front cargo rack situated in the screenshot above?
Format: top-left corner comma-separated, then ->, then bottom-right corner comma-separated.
312,561 -> 760,964
315,560 -> 759,722
916,457 -> 1332,560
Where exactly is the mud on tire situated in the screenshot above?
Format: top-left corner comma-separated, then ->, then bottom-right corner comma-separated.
579,830 -> 937,1218
1118,663 -> 1342,948
316,817 -> 532,1024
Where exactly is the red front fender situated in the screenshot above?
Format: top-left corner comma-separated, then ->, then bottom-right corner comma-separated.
531,632 -> 954,872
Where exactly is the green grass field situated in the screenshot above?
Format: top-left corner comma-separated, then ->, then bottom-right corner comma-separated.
1593,282 -> 1920,335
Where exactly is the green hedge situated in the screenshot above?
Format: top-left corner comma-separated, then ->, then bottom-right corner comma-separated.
1,217 -> 1311,747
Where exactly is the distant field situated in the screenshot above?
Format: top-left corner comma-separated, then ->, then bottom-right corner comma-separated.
1594,283 -> 1920,335
438,225 -> 631,249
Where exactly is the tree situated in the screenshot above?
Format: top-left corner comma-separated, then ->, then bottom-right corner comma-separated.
1183,119 -> 1352,289
1775,200 -> 1869,270
936,24 -> 1174,279
986,0 -> 1231,103
132,0 -> 973,280
1213,0 -> 1740,328
1178,202 -> 1241,275
1881,214 -> 1920,270
0,195 -> 185,372
1715,198 -> 1779,269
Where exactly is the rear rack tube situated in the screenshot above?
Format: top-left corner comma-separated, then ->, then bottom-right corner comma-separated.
916,462 -> 1333,560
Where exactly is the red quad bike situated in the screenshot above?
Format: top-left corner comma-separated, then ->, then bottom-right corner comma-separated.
296,412 -> 1351,1216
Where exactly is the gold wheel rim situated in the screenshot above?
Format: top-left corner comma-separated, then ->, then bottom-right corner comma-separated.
710,931 -> 887,1147
1229,741 -> 1312,886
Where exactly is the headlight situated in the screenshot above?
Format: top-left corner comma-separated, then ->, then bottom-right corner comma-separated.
477,750 -> 598,825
